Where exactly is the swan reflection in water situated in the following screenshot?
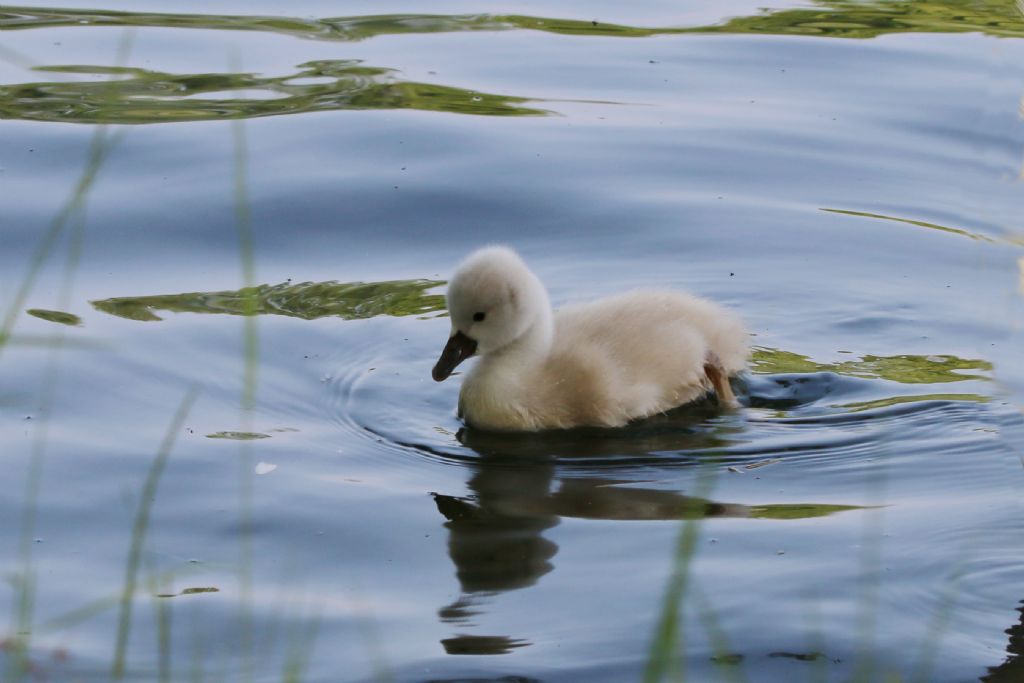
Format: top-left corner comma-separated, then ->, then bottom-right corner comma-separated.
432,421 -> 862,657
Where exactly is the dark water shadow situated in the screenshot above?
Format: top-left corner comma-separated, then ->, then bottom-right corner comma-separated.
430,449 -> 864,653
982,600 -> 1024,682
451,396 -> 739,464
439,635 -> 531,656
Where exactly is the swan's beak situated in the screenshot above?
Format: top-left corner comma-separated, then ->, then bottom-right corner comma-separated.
432,331 -> 477,382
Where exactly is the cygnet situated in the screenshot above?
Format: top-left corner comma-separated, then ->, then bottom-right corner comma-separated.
431,246 -> 749,431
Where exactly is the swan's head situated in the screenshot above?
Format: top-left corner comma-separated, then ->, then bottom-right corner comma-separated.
432,246 -> 551,382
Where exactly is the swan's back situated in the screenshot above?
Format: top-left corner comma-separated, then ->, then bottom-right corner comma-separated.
541,290 -> 748,426
555,290 -> 747,368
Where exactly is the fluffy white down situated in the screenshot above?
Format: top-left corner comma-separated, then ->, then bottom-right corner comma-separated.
434,246 -> 749,431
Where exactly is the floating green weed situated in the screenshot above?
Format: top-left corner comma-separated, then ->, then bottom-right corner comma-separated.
206,431 -> 271,440
751,347 -> 992,384
91,279 -> 446,321
747,502 -> 866,520
4,2 -> 1024,43
6,2 -> 1024,125
822,208 -> 999,243
25,309 -> 82,326
838,393 -> 991,411
1,61 -> 546,124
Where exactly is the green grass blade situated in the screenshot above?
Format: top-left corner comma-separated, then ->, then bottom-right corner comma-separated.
643,467 -> 717,683
111,387 -> 199,680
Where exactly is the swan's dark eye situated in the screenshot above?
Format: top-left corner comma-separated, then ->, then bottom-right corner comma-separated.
473,312 -> 486,322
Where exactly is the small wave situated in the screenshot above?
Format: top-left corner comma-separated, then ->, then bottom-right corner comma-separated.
326,338 -> 1001,473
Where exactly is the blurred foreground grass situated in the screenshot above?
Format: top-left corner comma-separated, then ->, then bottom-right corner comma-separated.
3,2 -> 1022,681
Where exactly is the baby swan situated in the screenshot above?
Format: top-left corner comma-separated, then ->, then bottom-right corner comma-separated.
431,246 -> 749,432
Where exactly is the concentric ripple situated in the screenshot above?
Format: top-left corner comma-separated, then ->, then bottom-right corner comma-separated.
324,332 -> 1010,476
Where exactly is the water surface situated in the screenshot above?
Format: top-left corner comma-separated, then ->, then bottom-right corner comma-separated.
1,2 -> 1023,682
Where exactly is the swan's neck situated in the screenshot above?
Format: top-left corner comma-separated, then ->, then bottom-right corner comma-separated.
461,307 -> 554,431
488,308 -> 554,370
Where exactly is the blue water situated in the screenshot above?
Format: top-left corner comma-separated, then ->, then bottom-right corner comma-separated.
2,2 -> 1023,681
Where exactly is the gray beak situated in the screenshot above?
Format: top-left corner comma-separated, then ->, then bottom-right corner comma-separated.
432,331 -> 478,382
